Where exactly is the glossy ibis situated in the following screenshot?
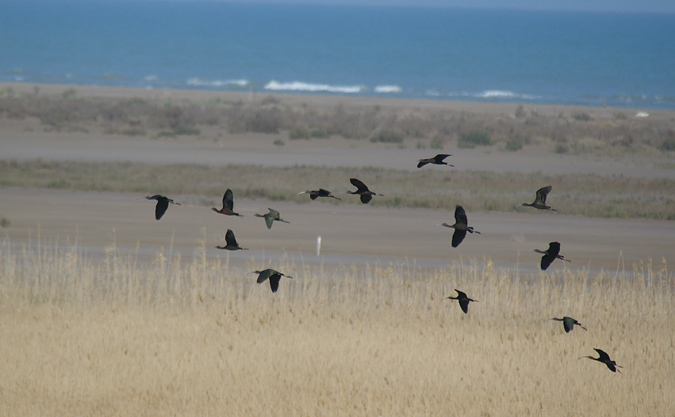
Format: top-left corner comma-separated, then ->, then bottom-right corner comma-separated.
550,316 -> 587,333
255,208 -> 290,229
145,195 -> 180,220
581,348 -> 622,373
518,185 -> 556,211
212,189 -> 242,217
347,178 -> 382,204
534,242 -> 570,270
417,154 -> 453,168
446,289 -> 478,314
438,205 -> 481,248
216,229 -> 248,251
297,188 -> 341,201
253,269 -> 293,293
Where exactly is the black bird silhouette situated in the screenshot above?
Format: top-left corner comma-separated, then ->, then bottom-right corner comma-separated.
581,348 -> 622,373
297,188 -> 341,201
347,178 -> 382,204
417,154 -> 453,168
438,205 -> 481,248
216,229 -> 248,251
212,189 -> 242,217
534,241 -> 570,270
446,289 -> 478,314
145,195 -> 180,220
254,208 -> 290,229
518,185 -> 556,211
550,316 -> 587,333
253,269 -> 293,293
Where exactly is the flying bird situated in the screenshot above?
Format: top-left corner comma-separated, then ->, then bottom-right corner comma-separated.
145,194 -> 180,220
347,178 -> 382,204
437,205 -> 481,247
550,316 -> 587,333
253,269 -> 293,293
517,185 -> 556,211
254,208 -> 290,229
534,242 -> 570,270
212,189 -> 242,217
216,229 -> 248,251
417,154 -> 453,168
580,348 -> 622,373
297,188 -> 341,201
446,289 -> 478,314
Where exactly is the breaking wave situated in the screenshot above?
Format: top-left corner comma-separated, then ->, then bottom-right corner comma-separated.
264,80 -> 363,94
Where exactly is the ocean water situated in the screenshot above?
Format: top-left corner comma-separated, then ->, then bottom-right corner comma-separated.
2,1 -> 674,109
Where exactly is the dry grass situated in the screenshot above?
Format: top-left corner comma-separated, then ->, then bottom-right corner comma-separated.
1,235 -> 673,416
2,159 -> 675,220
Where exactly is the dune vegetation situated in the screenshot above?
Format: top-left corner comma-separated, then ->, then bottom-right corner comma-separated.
1,235 -> 673,416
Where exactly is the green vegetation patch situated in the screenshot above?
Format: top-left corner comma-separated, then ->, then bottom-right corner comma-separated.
1,159 -> 674,220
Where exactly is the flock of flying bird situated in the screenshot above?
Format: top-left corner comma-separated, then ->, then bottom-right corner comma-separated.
145,152 -> 622,374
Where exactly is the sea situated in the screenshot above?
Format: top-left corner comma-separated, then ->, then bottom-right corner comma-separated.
2,1 -> 675,109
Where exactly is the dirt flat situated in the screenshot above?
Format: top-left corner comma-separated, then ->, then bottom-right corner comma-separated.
1,83 -> 674,275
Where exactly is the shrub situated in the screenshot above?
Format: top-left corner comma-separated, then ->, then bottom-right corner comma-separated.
289,127 -> 311,140
429,136 -> 445,150
659,137 -> 675,152
554,144 -> 569,154
505,139 -> 523,152
173,125 -> 201,136
514,105 -> 526,118
573,112 -> 592,122
458,131 -> 492,148
370,129 -> 404,144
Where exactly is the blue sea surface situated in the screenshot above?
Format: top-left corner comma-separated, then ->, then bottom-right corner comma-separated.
2,1 -> 674,108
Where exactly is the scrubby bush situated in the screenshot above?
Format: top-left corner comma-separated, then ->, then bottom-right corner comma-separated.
659,136 -> 675,151
573,112 -> 592,121
289,127 -> 311,140
370,129 -> 404,144
458,131 -> 492,148
505,139 -> 523,151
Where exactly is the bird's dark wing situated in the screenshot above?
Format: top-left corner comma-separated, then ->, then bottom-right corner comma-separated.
225,229 -> 237,247
540,253 -> 555,270
417,159 -> 429,168
269,274 -> 281,293
310,192 -> 319,200
317,189 -> 331,197
563,318 -> 573,333
256,269 -> 273,284
452,229 -> 467,248
350,178 -> 369,192
455,290 -> 467,299
594,349 -> 611,362
223,189 -> 235,211
265,215 -> 274,229
155,198 -> 169,220
536,186 -> 552,204
433,154 -> 450,163
268,209 -> 281,219
459,299 -> 469,314
454,205 -> 468,225
360,194 -> 372,204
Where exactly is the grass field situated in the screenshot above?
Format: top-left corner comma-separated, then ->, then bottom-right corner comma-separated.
1,237 -> 673,416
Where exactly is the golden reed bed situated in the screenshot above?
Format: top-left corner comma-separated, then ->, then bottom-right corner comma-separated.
1,238 -> 673,416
